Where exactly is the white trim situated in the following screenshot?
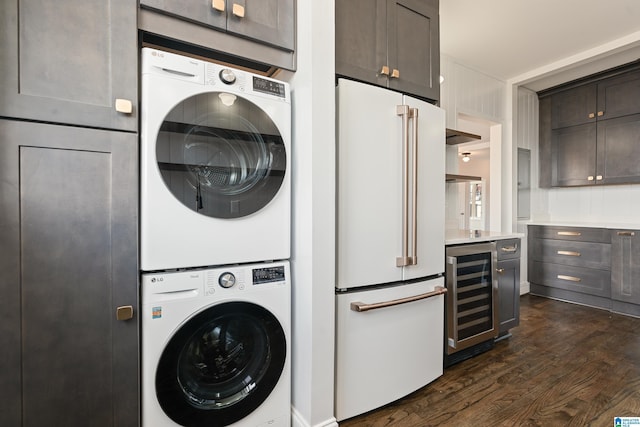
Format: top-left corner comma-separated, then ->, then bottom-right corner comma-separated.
291,406 -> 338,427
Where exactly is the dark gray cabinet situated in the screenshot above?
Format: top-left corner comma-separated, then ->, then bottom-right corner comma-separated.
0,120 -> 139,426
0,0 -> 138,131
496,239 -> 521,336
335,0 -> 440,102
529,225 -> 612,310
611,230 -> 640,315
539,63 -> 640,188
139,0 -> 295,71
530,224 -> 640,317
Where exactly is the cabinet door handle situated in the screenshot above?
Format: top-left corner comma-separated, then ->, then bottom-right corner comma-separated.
587,175 -> 594,181
391,68 -> 400,79
212,0 -> 225,12
557,231 -> 581,236
116,306 -> 134,321
557,274 -> 581,283
617,231 -> 636,237
557,250 -> 581,257
350,286 -> 447,312
496,268 -> 505,274
232,3 -> 245,17
588,112 -> 595,119
597,111 -> 604,117
115,98 -> 133,114
596,175 -> 603,181
380,65 -> 390,76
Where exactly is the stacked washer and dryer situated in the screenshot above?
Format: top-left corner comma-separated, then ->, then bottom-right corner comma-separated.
139,48 -> 292,427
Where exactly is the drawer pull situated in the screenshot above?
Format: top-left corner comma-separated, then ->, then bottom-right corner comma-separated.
557,231 -> 581,236
557,274 -> 581,283
617,231 -> 636,237
557,250 -> 581,257
501,246 -> 518,253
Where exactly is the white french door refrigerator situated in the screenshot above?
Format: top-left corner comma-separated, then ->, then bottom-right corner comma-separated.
335,78 -> 446,421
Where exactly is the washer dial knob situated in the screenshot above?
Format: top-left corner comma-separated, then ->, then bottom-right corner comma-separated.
219,69 -> 237,85
218,272 -> 236,288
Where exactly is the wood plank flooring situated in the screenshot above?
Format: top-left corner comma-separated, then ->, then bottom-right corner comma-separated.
339,294 -> 640,426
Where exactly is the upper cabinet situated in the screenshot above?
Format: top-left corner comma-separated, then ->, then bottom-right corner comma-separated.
139,0 -> 296,71
335,0 -> 440,103
0,0 -> 138,131
539,62 -> 640,187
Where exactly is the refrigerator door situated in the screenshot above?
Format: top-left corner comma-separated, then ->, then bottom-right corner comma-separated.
337,79 -> 404,289
334,278 -> 445,421
402,94 -> 445,281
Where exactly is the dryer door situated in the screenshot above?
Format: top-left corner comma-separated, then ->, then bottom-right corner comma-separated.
155,92 -> 287,219
155,301 -> 287,426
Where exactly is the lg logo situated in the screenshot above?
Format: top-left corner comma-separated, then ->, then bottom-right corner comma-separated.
150,277 -> 164,283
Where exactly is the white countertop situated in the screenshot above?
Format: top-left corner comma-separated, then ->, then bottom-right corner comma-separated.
445,229 -> 524,245
526,220 -> 640,230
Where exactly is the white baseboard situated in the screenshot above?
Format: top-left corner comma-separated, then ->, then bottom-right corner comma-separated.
520,280 -> 530,295
291,406 -> 338,427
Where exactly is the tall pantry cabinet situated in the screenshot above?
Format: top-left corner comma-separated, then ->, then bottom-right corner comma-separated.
0,1 -> 139,426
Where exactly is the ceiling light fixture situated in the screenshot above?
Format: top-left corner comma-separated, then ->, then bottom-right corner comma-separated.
461,152 -> 471,162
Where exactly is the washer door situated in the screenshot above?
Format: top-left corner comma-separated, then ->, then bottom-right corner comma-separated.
156,301 -> 287,426
156,92 -> 286,219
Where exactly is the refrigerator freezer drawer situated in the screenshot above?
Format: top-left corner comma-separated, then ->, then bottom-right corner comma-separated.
335,278 -> 445,421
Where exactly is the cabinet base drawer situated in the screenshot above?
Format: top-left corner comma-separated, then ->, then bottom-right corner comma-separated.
530,261 -> 611,298
531,238 -> 610,269
529,225 -> 610,243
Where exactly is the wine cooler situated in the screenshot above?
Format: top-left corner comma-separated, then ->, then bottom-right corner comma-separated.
444,242 -> 498,366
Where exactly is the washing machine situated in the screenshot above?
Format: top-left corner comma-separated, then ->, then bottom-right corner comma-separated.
140,47 -> 291,271
141,261 -> 291,427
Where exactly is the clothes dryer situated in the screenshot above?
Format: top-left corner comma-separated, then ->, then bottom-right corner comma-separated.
141,261 -> 291,427
141,48 -> 291,271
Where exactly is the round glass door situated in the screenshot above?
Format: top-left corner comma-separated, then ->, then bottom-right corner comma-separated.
156,92 -> 286,219
155,301 -> 287,426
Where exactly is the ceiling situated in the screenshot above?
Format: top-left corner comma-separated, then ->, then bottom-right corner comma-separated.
440,0 -> 640,91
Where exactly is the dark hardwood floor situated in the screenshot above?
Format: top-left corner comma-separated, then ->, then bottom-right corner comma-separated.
339,294 -> 640,426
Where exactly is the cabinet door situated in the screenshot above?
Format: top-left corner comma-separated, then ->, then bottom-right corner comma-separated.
140,0 -> 227,30
596,114 -> 640,184
387,0 -> 440,102
611,230 -> 640,305
0,120 -> 139,427
597,70 -> 640,121
0,0 -> 137,131
335,0 -> 388,88
550,84 -> 597,129
551,123 -> 597,186
226,0 -> 295,51
497,258 -> 520,334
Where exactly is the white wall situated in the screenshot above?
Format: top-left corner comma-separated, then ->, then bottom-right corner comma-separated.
279,2 -> 337,426
441,55 -> 511,232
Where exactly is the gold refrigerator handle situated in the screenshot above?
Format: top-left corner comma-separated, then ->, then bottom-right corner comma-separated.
410,107 -> 418,266
396,105 -> 411,267
350,286 -> 447,312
